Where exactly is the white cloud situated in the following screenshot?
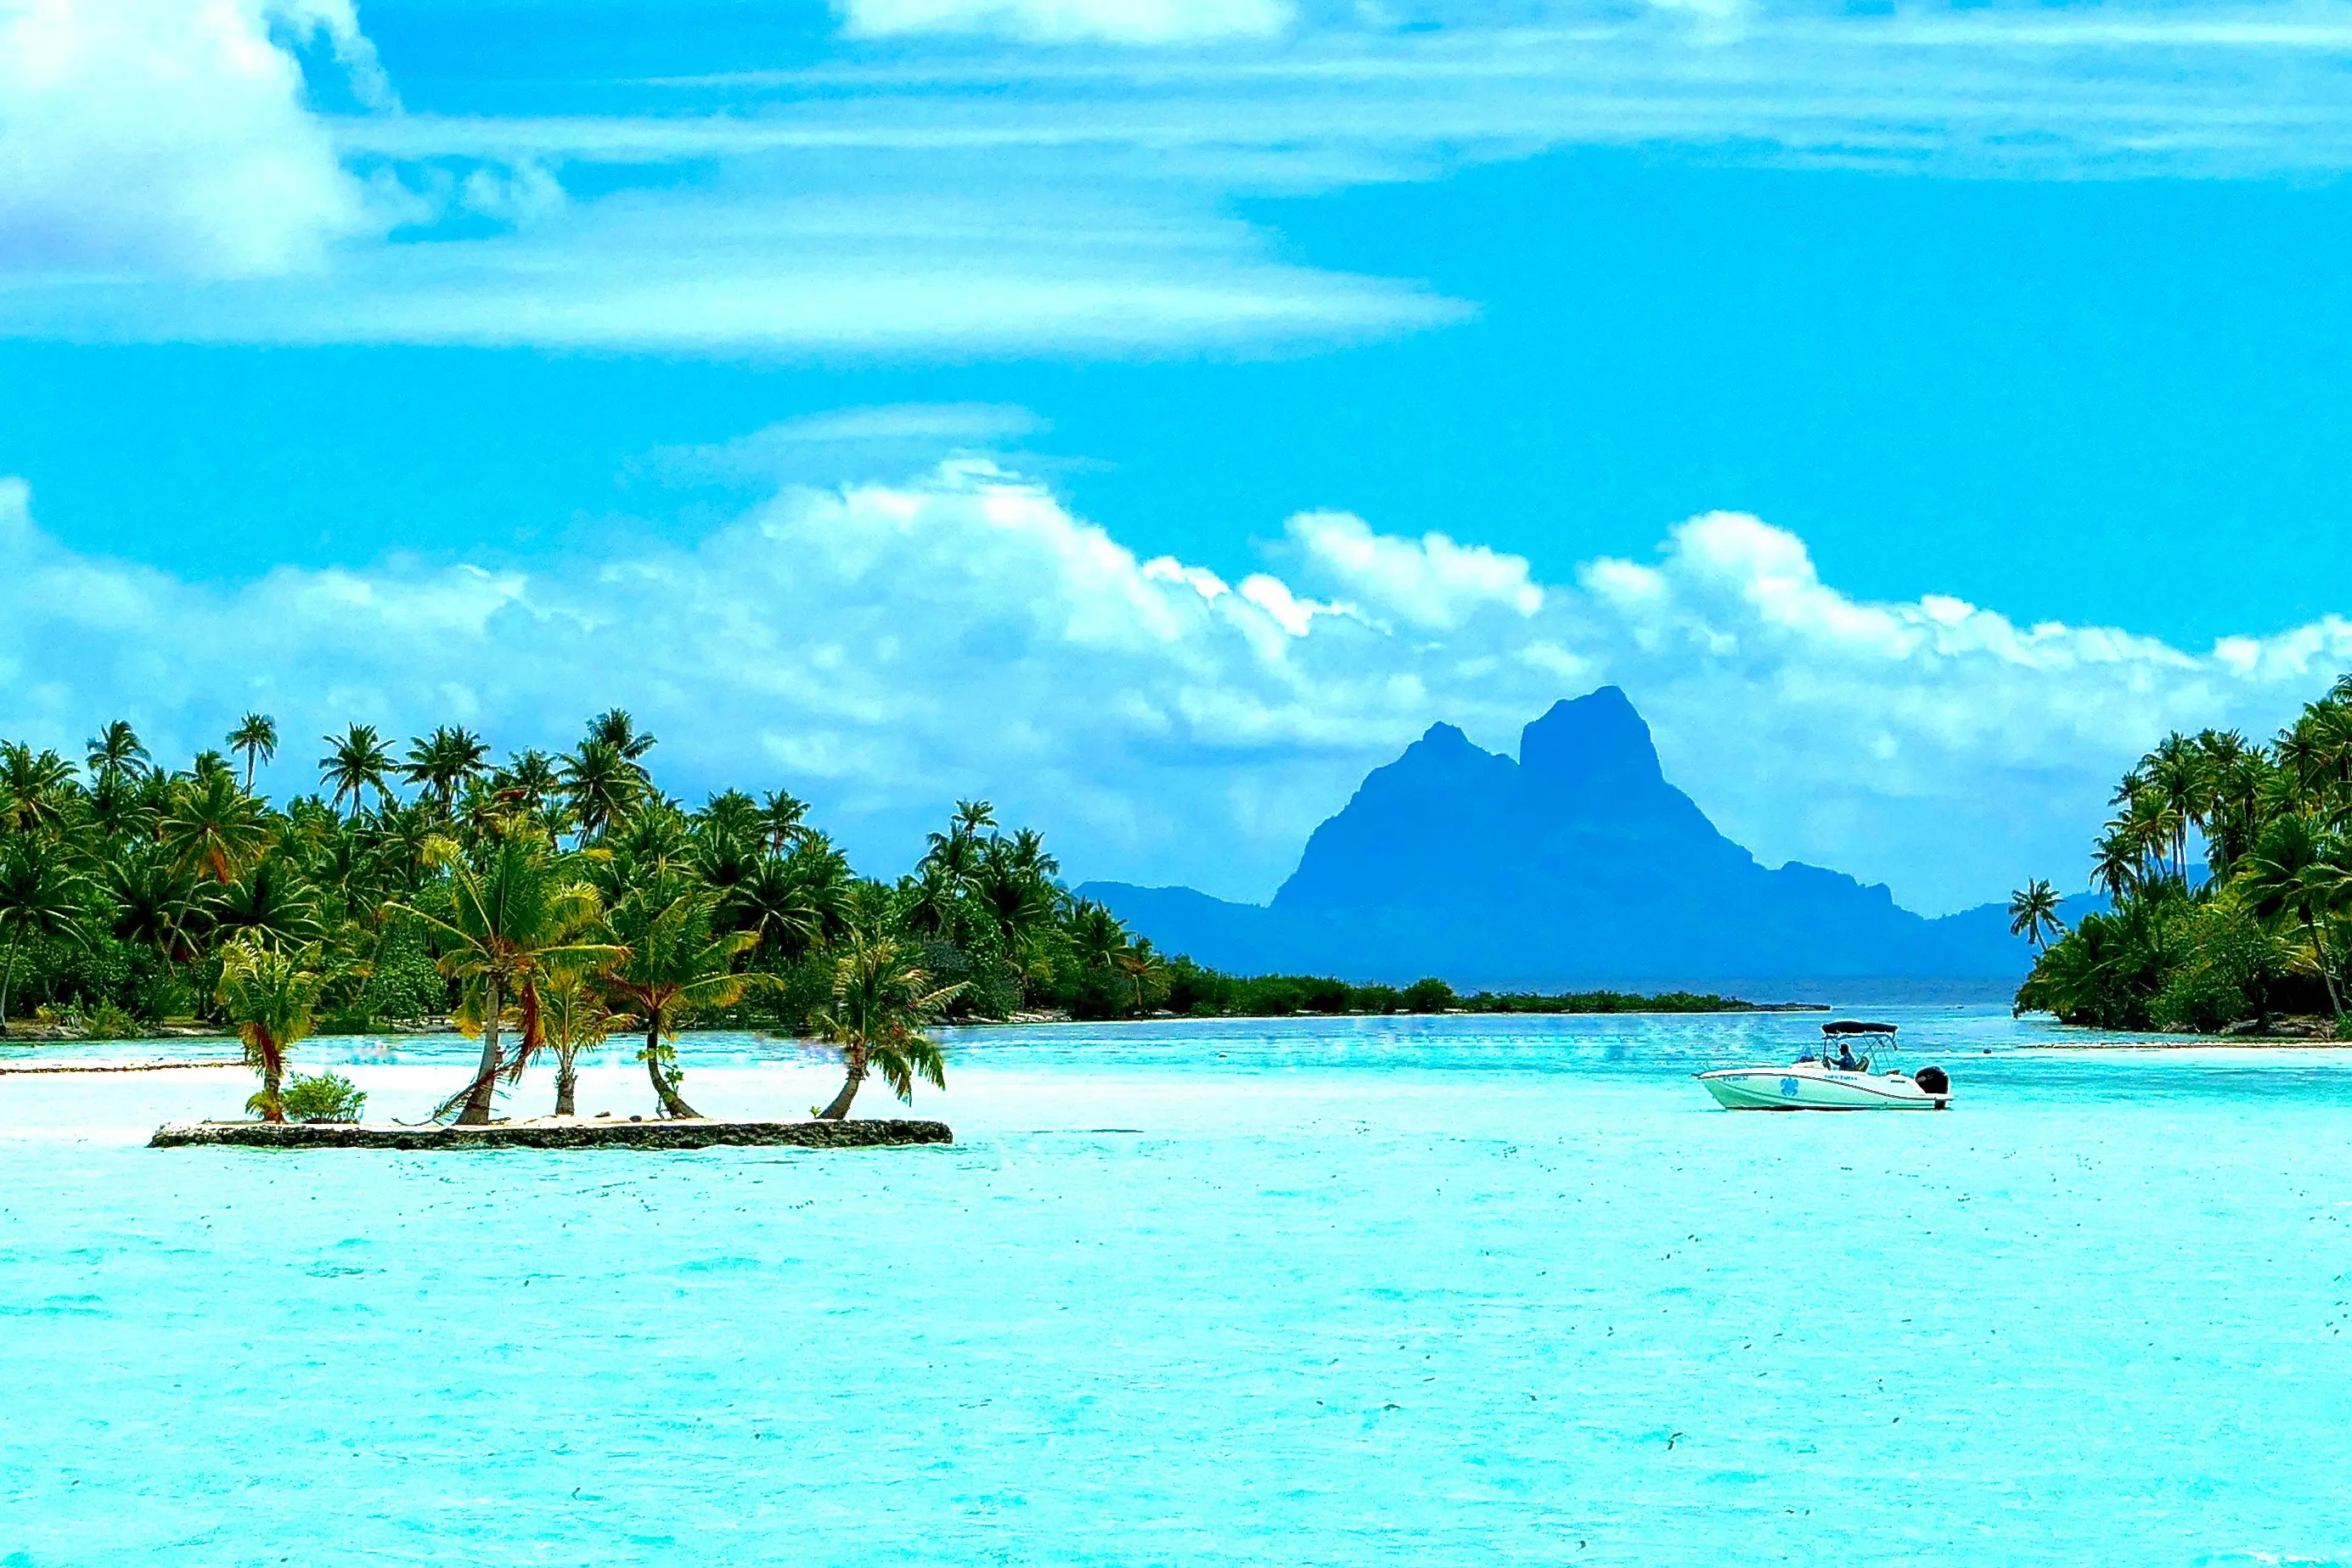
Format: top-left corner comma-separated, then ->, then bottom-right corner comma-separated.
11,2 -> 2352,350
0,182 -> 1464,351
0,0 -> 385,279
640,405 -> 1050,486
838,0 -> 1295,44
1286,510 -> 1544,630
0,464 -> 2344,914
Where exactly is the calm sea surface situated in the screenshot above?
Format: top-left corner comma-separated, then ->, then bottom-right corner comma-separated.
3,1006 -> 2349,1565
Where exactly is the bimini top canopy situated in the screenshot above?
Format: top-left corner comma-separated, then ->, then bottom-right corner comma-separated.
1821,1020 -> 1899,1036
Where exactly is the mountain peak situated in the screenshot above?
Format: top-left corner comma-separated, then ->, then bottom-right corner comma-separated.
1102,686 -> 2033,985
1517,684 -> 1664,795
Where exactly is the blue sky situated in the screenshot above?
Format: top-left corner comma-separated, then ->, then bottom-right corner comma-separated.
3,0 -> 2351,913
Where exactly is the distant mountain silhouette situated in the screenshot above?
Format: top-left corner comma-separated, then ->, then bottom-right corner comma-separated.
1081,687 -> 2069,989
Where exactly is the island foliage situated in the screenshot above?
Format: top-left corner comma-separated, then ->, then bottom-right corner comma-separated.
2016,672 -> 2352,1032
0,711 -> 1770,1117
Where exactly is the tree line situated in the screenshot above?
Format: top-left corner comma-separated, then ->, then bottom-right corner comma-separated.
2012,672 -> 2352,1031
0,710 -> 1213,1121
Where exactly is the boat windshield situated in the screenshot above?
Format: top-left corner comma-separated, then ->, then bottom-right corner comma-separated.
1820,1021 -> 1894,1071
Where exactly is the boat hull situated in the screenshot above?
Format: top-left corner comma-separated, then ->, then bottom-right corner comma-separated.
1697,1064 -> 1948,1111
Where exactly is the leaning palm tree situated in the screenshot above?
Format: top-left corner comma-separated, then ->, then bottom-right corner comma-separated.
227,713 -> 278,792
391,838 -> 617,1126
160,770 -> 273,885
809,931 -> 959,1121
2007,880 -> 2066,951
215,936 -> 329,1123
319,724 -> 397,819
599,882 -> 762,1119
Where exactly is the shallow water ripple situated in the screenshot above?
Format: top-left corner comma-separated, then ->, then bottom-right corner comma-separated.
2,1008 -> 2349,1564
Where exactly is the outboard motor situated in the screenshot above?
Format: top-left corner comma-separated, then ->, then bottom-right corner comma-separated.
1914,1065 -> 1950,1098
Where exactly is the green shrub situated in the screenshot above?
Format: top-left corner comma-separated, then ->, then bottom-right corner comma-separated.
1401,977 -> 1458,1012
357,924 -> 448,1022
82,1001 -> 142,1041
133,971 -> 201,1024
281,1071 -> 367,1123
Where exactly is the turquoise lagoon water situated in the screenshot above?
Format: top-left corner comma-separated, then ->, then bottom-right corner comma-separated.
4,1006 -> 2351,1565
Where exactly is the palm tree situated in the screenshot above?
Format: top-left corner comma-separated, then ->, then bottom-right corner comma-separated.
586,709 -> 656,764
559,740 -> 639,843
1114,938 -> 1168,1013
2090,829 -> 2141,902
600,882 -> 762,1119
0,838 -> 93,1026
227,713 -> 277,792
529,963 -> 629,1118
952,798 -> 997,839
108,846 -> 211,964
497,749 -> 561,810
85,770 -> 156,843
2240,814 -> 2352,1015
160,771 -> 273,885
319,725 -> 397,819
391,840 -> 616,1126
215,937 -> 329,1123
2007,880 -> 2066,951
2147,733 -> 2203,882
759,790 -> 809,853
723,852 -> 842,961
87,720 -> 149,785
215,857 -> 326,946
402,725 -> 490,810
809,931 -> 959,1121
0,744 -> 76,835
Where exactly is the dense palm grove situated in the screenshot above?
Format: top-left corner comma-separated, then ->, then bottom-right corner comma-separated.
2016,673 -> 2352,1031
0,710 -> 1210,1118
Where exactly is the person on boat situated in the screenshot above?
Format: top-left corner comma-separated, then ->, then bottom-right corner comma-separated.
1834,1040 -> 1860,1071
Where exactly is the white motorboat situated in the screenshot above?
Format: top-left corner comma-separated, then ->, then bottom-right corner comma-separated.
1696,1021 -> 1950,1111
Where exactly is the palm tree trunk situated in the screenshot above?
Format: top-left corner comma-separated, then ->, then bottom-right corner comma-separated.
0,930 -> 19,1028
456,975 -> 503,1126
816,1055 -> 865,1121
2310,916 -> 2345,1018
554,1050 -> 578,1118
644,1017 -> 701,1119
262,1045 -> 286,1123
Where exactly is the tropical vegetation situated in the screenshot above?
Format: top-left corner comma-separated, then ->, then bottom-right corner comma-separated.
0,708 -> 1783,1119
2015,672 -> 2352,1032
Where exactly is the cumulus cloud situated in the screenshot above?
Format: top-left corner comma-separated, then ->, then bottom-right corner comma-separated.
0,0 -> 385,278
837,0 -> 1295,43
0,464 -> 2344,913
1285,510 -> 1545,631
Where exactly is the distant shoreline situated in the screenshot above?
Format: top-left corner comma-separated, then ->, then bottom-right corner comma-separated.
2028,1037 -> 2351,1050
0,994 -> 1834,1054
